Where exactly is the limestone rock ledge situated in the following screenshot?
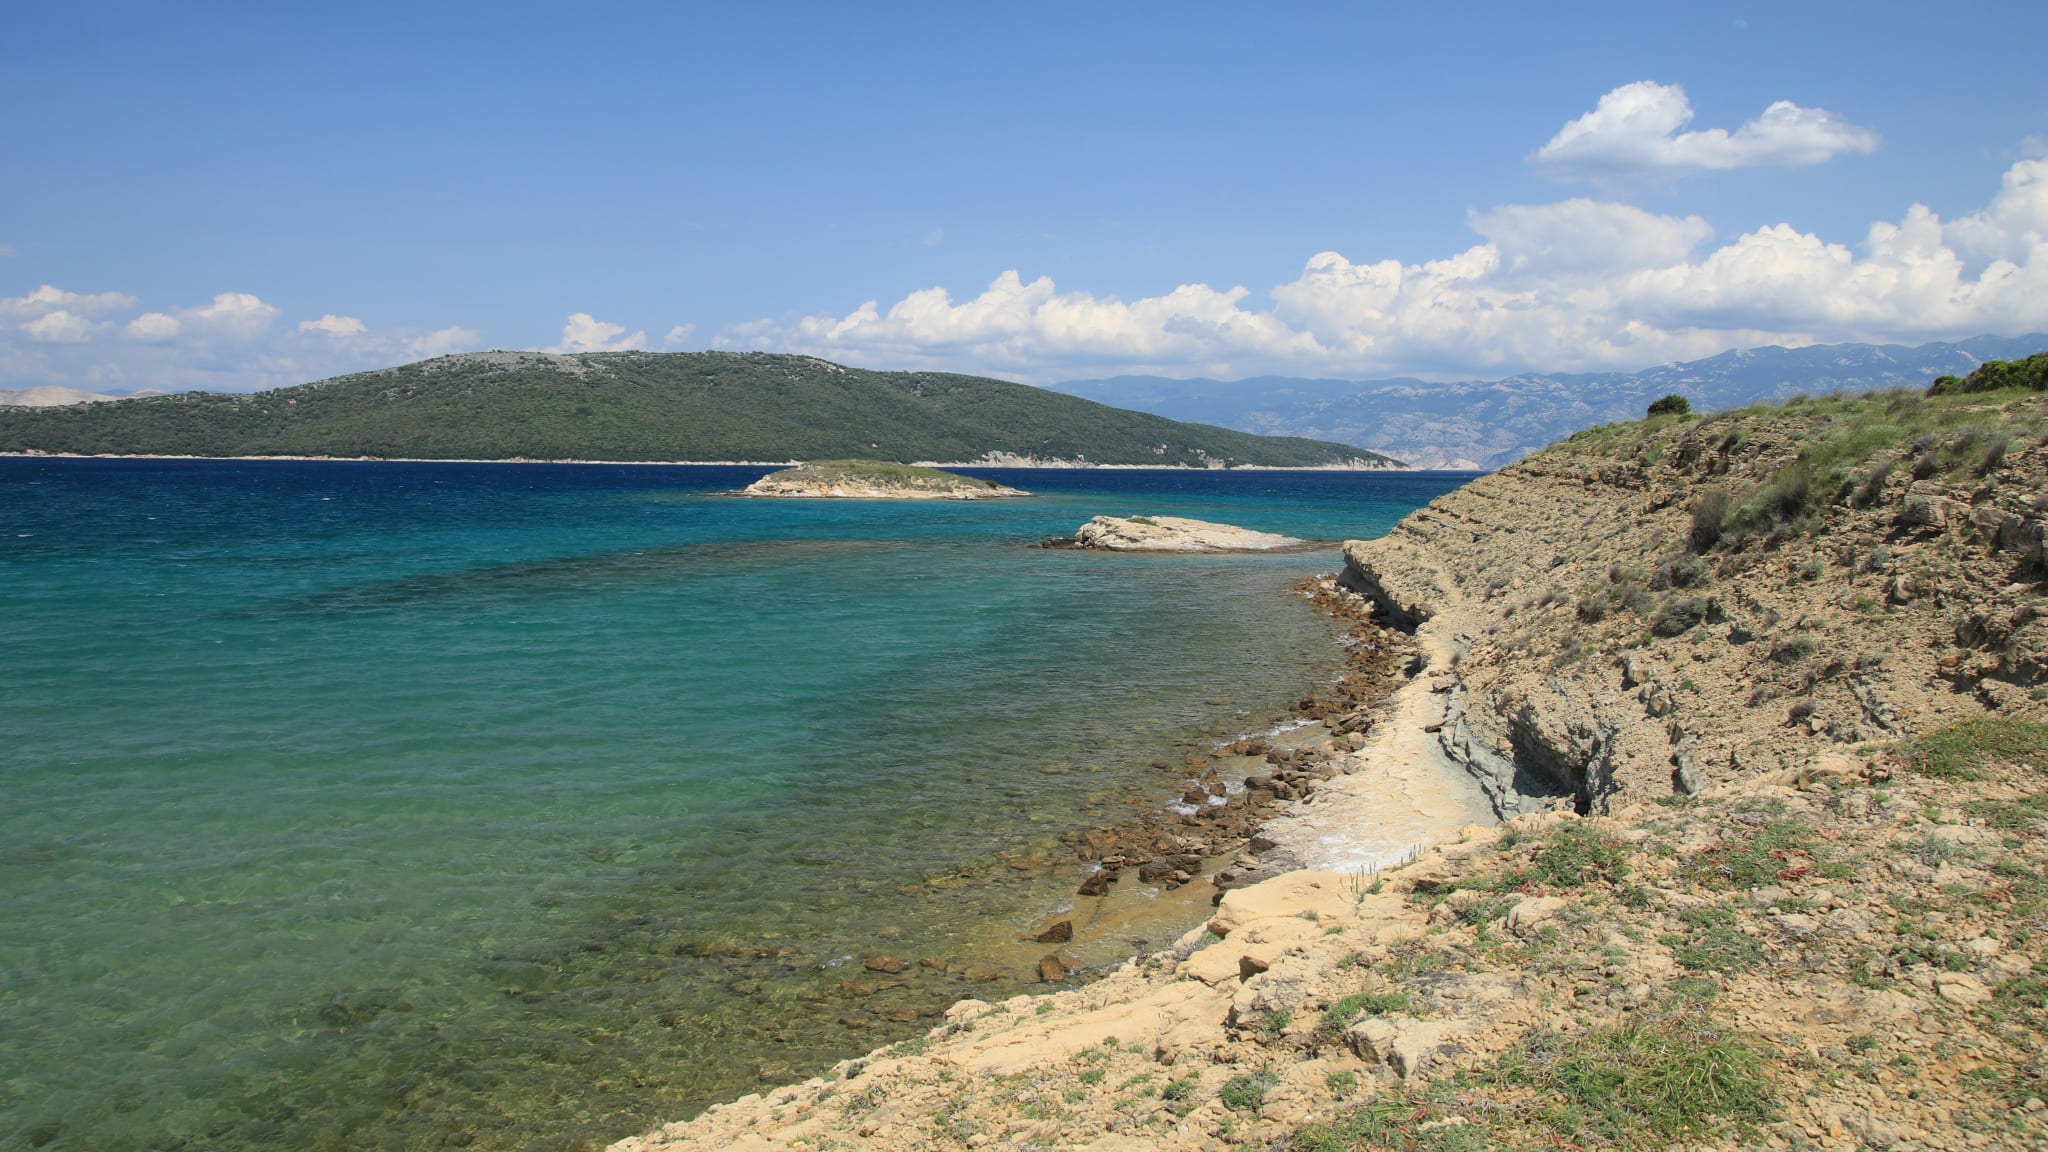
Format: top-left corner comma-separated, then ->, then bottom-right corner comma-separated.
739,460 -> 1030,500
1074,515 -> 1312,552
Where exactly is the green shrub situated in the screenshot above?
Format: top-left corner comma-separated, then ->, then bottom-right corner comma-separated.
1651,596 -> 1710,636
1673,905 -> 1766,974
1648,394 -> 1693,417
1533,824 -> 1630,887
1689,488 -> 1728,553
1488,1009 -> 1775,1143
1926,353 -> 2048,396
1219,1069 -> 1278,1110
1898,718 -> 2048,780
1685,817 -> 1815,889
1654,554 -> 1709,589
1769,634 -> 1817,663
1319,991 -> 1412,1034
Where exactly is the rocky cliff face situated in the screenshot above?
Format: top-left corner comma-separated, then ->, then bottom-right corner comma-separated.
1343,393 -> 2048,815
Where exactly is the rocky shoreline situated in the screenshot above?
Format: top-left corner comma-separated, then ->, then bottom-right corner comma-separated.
609,388 -> 2048,1152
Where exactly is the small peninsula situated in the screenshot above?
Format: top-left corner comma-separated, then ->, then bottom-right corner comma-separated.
738,460 -> 1031,499
1070,514 -> 1314,552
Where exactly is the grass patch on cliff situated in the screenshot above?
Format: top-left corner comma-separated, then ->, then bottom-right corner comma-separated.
1680,810 -> 1850,889
1318,991 -> 1412,1036
1897,718 -> 2048,780
1496,823 -> 1630,891
1546,387 -> 2047,552
1486,1007 -> 1776,1144
1290,1004 -> 1774,1149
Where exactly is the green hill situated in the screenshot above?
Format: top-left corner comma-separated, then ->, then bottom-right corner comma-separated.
0,351 -> 1404,468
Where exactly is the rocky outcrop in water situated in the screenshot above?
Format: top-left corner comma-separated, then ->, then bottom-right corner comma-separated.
1071,515 -> 1312,553
739,460 -> 1029,500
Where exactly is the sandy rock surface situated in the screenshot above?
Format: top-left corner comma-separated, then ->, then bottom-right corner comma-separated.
1073,515 -> 1312,552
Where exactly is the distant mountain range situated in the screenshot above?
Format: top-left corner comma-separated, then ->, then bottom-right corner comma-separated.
0,351 -> 1398,469
0,385 -> 167,408
1052,334 -> 2048,469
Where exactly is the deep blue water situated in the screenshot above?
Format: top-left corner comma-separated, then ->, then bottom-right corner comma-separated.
0,459 -> 1472,1151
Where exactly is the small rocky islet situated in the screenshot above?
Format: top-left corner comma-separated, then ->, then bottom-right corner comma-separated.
737,459 -> 1031,500
1051,514 -> 1318,553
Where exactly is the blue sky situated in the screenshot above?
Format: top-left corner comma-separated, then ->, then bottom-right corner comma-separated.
4,1 -> 2045,392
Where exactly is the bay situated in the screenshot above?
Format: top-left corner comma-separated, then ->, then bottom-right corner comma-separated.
0,459 -> 1469,1151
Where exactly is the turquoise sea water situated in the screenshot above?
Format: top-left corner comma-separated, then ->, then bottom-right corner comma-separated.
0,459 -> 1470,1151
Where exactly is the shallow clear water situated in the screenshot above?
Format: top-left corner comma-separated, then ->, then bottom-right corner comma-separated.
0,459 -> 1470,1150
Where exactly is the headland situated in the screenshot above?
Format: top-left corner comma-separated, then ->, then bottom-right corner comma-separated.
612,384 -> 2048,1151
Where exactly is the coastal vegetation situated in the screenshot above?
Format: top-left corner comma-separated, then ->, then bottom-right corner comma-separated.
1928,352 -> 2048,396
0,350 -> 1400,468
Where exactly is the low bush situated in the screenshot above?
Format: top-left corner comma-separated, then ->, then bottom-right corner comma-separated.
1319,991 -> 1412,1034
1651,596 -> 1710,636
1898,718 -> 2048,780
1769,634 -> 1817,663
1689,488 -> 1728,553
1219,1069 -> 1279,1111
1671,905 -> 1766,974
1926,352 -> 2048,396
1486,1007 -> 1775,1143
1648,394 -> 1693,417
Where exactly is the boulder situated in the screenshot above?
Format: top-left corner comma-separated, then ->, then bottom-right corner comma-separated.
1073,515 -> 1311,553
1505,896 -> 1568,938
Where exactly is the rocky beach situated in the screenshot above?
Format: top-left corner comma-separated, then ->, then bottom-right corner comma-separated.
611,387 -> 2048,1152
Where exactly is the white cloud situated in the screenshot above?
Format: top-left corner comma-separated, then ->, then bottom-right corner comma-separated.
22,310 -> 95,343
730,157 -> 2048,381
0,287 -> 481,394
1535,81 -> 1881,173
1470,199 -> 1713,276
1,284 -> 137,317
0,244 -> 15,257
1946,158 -> 2048,267
549,312 -> 646,353
664,323 -> 696,347
189,292 -> 279,339
123,312 -> 183,342
299,314 -> 368,338
407,326 -> 479,358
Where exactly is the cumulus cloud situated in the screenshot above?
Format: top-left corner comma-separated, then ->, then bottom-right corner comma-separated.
1535,81 -> 1881,173
188,292 -> 279,339
664,323 -> 696,347
0,285 -> 481,393
123,312 -> 182,342
407,326 -> 480,359
731,157 -> 2048,381
1,284 -> 137,317
22,310 -> 95,343
549,312 -> 646,354
299,314 -> 368,338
